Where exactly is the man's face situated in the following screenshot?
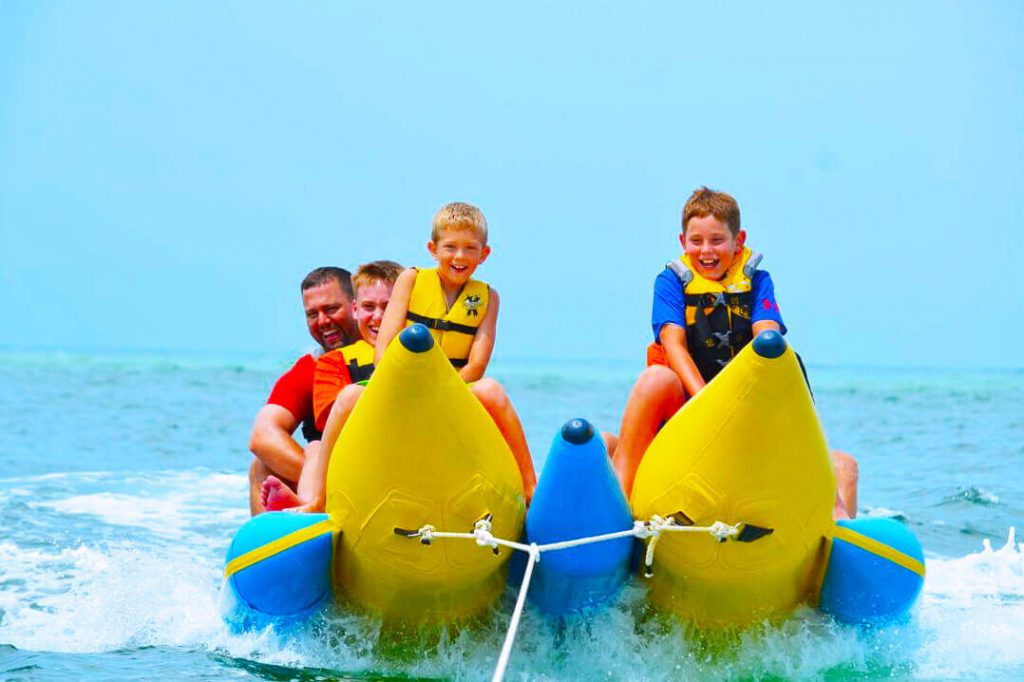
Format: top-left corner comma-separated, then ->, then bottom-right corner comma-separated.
302,280 -> 356,351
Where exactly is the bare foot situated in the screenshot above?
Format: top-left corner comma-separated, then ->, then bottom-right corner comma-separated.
262,475 -> 301,511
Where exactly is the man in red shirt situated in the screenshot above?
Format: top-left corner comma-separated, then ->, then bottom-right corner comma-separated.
247,267 -> 358,514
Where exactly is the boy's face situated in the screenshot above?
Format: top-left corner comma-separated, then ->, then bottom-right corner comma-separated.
427,227 -> 491,287
353,280 -> 393,346
680,214 -> 746,281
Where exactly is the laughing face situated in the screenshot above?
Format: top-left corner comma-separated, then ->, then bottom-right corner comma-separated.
427,227 -> 491,287
302,279 -> 356,351
681,214 -> 746,281
353,279 -> 392,346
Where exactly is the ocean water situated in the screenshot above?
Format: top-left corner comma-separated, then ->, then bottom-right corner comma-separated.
1,350 -> 1022,681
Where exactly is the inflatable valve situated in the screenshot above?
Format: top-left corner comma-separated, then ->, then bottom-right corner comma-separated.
525,418 -> 635,615
223,512 -> 336,631
818,518 -> 925,625
752,329 -> 787,358
399,322 -> 434,353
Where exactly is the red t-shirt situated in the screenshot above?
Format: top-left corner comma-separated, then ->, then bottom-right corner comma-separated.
266,354 -> 317,437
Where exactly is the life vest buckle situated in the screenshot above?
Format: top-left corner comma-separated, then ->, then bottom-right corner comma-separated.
712,331 -> 732,348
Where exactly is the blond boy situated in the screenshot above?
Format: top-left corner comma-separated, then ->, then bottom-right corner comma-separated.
376,202 -> 537,501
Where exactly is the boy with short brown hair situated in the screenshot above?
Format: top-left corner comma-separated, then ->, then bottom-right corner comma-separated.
611,187 -> 857,519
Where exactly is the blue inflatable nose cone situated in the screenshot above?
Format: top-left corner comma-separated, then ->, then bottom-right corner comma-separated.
753,329 -> 787,358
561,418 -> 595,444
818,518 -> 925,625
223,512 -> 336,631
399,323 -> 434,353
525,421 -> 634,615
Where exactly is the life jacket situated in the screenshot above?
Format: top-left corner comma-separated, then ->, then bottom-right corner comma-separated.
647,247 -> 762,382
405,268 -> 489,368
312,339 -> 376,431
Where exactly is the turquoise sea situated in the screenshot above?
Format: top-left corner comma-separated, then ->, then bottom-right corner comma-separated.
1,350 -> 1022,681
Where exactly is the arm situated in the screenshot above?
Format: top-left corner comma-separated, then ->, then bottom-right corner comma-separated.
459,287 -> 498,382
248,404 -> 305,483
659,323 -> 706,398
752,320 -> 781,335
374,268 -> 418,366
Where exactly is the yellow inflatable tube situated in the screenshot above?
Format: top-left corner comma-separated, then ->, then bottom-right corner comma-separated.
630,331 -> 835,627
325,324 -> 526,624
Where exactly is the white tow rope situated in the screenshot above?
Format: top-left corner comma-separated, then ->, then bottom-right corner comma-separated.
397,515 -> 746,682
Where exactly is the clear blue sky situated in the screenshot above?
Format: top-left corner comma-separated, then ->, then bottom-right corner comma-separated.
2,2 -> 1022,368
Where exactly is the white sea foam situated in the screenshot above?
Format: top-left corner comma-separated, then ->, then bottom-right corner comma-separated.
6,464 -> 1024,680
915,529 -> 1024,678
30,471 -> 249,543
2,529 -> 1023,680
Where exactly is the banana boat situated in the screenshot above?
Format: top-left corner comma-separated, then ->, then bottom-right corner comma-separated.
223,328 -> 923,634
224,324 -> 526,627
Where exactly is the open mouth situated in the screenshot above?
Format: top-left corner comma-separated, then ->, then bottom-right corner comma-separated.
698,258 -> 719,270
320,328 -> 342,347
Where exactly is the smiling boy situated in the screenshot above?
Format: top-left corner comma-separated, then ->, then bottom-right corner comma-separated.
268,203 -> 537,512
610,187 -> 858,518
376,202 -> 537,501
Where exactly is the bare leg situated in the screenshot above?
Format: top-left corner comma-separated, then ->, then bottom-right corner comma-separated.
600,432 -> 619,458
611,365 -> 686,497
291,384 -> 364,512
471,378 -> 537,504
831,449 -> 859,520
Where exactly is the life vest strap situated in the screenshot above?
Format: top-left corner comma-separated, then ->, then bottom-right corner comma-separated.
347,358 -> 374,383
407,311 -> 478,336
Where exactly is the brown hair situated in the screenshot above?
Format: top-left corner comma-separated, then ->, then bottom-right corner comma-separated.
431,201 -> 488,243
352,260 -> 404,295
681,186 -> 741,237
300,266 -> 354,300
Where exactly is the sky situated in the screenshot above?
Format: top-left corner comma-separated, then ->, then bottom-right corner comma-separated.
1,2 -> 1022,368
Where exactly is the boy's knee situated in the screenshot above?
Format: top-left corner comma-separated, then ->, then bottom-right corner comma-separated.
639,364 -> 679,389
335,383 -> 365,409
831,450 -> 859,479
471,377 -> 506,404
632,365 -> 683,402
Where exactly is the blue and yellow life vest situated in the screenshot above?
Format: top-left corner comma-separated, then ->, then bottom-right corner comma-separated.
405,268 -> 489,368
659,246 -> 761,382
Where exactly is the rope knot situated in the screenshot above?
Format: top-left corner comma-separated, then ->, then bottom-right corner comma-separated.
419,524 -> 436,545
473,517 -> 497,550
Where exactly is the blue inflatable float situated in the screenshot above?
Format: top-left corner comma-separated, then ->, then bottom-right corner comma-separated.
524,418 -> 634,615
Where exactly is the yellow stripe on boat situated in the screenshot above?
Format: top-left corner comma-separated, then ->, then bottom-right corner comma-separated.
831,524 -> 926,577
324,327 -> 525,624
224,518 -> 337,578
630,338 -> 835,627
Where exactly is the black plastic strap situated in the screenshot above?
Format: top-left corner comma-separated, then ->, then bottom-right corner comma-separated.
347,358 -> 375,382
406,312 -> 478,336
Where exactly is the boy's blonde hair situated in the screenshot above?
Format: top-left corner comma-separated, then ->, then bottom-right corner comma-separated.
352,260 -> 404,295
431,202 -> 488,244
682,186 -> 741,237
